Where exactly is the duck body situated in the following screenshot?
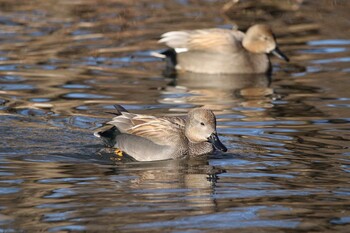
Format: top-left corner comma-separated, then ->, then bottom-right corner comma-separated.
175,47 -> 270,74
157,24 -> 288,74
94,105 -> 227,161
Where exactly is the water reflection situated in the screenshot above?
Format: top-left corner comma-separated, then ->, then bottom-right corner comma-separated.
160,72 -> 272,111
0,156 -> 225,232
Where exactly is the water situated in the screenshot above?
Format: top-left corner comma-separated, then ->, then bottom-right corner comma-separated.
0,0 -> 350,232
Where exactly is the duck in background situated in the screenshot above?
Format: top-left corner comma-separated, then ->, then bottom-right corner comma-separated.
153,24 -> 289,74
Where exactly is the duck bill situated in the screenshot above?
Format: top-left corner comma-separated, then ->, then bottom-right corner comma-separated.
271,47 -> 289,62
208,133 -> 227,152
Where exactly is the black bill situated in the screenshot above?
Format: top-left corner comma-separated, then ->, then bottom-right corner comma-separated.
271,47 -> 289,62
208,133 -> 227,152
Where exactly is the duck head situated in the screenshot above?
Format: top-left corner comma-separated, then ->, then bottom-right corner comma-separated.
185,108 -> 227,152
242,24 -> 289,62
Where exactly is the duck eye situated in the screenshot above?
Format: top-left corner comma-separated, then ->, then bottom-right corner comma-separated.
200,122 -> 205,126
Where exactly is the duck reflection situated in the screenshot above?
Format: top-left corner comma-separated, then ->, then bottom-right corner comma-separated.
117,157 -> 224,211
161,71 -> 273,110
176,72 -> 271,91
96,149 -> 224,214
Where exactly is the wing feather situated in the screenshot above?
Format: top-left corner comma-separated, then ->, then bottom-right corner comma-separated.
159,28 -> 245,53
161,116 -> 186,127
107,113 -> 184,146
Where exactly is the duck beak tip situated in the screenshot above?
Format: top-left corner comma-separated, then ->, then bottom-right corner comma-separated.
271,47 -> 289,62
208,133 -> 227,152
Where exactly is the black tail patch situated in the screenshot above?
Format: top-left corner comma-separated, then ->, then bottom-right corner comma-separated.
95,126 -> 120,147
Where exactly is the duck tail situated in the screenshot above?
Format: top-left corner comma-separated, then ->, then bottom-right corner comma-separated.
151,49 -> 177,71
94,125 -> 120,147
94,105 -> 128,147
105,105 -> 128,116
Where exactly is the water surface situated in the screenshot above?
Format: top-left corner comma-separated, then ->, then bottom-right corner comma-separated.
0,0 -> 350,232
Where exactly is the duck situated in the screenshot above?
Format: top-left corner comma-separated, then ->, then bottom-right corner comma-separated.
153,24 -> 289,74
94,105 -> 227,161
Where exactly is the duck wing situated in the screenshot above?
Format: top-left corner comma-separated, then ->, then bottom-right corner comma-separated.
161,115 -> 186,127
159,28 -> 245,53
107,112 -> 184,146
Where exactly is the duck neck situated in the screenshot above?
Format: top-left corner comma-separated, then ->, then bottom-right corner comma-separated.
188,141 -> 213,156
248,52 -> 270,73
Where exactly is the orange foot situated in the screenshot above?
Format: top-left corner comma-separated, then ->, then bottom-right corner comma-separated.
114,148 -> 123,157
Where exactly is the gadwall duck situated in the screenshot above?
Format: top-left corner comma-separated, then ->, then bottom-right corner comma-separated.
154,24 -> 289,74
94,105 -> 227,161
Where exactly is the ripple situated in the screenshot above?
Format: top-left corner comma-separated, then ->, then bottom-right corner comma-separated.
44,188 -> 76,199
0,83 -> 34,91
62,93 -> 113,99
308,39 -> 350,46
37,177 -> 97,184
42,210 -> 76,222
220,172 -> 295,179
61,84 -> 91,89
0,187 -> 20,195
124,206 -> 299,230
48,225 -> 86,232
330,216 -> 350,225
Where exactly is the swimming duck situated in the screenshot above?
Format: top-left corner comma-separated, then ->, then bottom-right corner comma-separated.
154,24 -> 289,74
94,105 -> 227,161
